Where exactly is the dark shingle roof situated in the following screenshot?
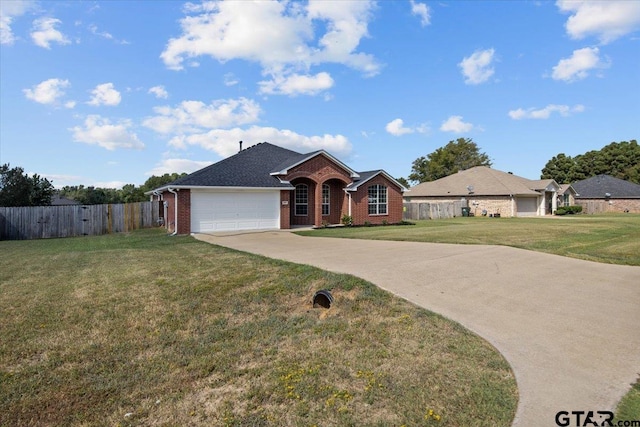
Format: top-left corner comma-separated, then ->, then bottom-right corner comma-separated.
151,141 -> 402,193
165,142 -> 303,188
572,175 -> 640,199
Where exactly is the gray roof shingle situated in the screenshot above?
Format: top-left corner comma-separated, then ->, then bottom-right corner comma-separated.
572,175 -> 640,199
151,142 -> 403,193
165,142 -> 303,189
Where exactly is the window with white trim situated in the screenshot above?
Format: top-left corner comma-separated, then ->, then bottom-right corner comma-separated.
368,185 -> 387,215
322,184 -> 330,216
295,184 -> 308,216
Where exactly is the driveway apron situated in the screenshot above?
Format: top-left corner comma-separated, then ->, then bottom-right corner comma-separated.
194,231 -> 640,427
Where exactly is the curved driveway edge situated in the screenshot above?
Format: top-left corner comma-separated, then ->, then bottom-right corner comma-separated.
194,231 -> 640,427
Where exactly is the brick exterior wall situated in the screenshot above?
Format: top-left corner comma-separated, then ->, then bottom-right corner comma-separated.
284,155 -> 352,227
281,154 -> 404,227
161,189 -> 191,234
350,175 -> 404,225
280,190 -> 290,229
163,152 -> 404,231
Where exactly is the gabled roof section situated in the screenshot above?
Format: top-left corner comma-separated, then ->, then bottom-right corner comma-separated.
270,150 -> 359,178
558,184 -> 577,196
346,170 -> 407,192
153,142 -> 302,191
528,179 -> 560,192
405,166 -> 541,197
572,175 -> 640,199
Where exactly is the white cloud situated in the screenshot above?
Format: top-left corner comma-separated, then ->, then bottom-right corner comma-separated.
160,0 -> 379,96
410,0 -> 431,26
70,115 -> 144,150
88,83 -> 122,106
1,0 -> 35,45
88,24 -> 112,40
224,73 -> 239,86
41,173 -> 83,188
557,0 -> 640,44
259,72 -> 334,96
440,116 -> 473,133
146,158 -> 213,176
148,85 -> 169,99
508,104 -> 585,120
143,97 -> 261,134
93,181 -> 129,189
31,17 -> 70,49
167,125 -> 352,158
459,48 -> 495,85
23,78 -> 70,105
551,47 -> 608,82
385,118 -> 413,136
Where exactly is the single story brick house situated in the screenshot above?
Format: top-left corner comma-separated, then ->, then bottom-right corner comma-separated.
572,174 -> 640,214
148,142 -> 405,234
404,166 -> 563,217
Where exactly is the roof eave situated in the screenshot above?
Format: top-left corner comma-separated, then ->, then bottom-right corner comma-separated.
347,170 -> 407,192
146,184 -> 294,195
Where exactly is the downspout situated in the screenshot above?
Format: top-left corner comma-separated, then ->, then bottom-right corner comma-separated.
347,191 -> 352,216
167,187 -> 178,235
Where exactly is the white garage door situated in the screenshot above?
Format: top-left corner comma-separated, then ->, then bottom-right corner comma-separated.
191,191 -> 280,232
516,197 -> 538,217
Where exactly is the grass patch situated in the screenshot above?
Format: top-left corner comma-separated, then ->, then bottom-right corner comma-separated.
0,229 -> 516,426
298,215 -> 640,265
615,377 -> 640,422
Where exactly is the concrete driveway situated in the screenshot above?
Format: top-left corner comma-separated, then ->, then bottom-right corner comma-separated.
194,231 -> 640,426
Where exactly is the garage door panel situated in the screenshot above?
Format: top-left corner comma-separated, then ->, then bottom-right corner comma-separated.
191,191 -> 280,232
516,197 -> 538,217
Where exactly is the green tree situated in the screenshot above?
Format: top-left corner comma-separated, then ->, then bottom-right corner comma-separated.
541,154 -> 579,183
0,164 -> 54,206
541,140 -> 639,184
396,176 -> 410,188
408,138 -> 492,183
120,184 -> 146,203
140,173 -> 187,193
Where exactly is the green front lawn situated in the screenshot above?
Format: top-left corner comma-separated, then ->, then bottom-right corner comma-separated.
298,214 -> 640,415
0,229 -> 517,426
297,215 -> 640,265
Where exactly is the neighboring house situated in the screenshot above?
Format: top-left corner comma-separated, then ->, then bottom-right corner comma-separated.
404,166 -> 561,217
557,184 -> 578,207
148,142 -> 405,234
50,195 -> 81,206
572,175 -> 640,214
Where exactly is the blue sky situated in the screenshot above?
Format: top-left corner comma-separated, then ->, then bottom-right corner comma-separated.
1,0 -> 639,188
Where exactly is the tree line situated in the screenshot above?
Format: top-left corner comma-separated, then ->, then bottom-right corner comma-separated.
0,165 -> 185,207
2,138 -> 637,206
400,138 -> 638,186
541,140 -> 639,184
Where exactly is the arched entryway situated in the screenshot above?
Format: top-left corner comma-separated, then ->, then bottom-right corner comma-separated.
289,177 -> 348,227
320,178 -> 347,225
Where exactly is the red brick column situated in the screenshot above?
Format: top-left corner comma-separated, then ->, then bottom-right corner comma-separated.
314,182 -> 323,227
177,189 -> 191,235
280,190 -> 291,229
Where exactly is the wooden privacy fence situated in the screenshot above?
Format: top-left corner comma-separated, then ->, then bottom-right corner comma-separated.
576,200 -> 609,215
403,201 -> 464,220
0,202 -> 159,240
